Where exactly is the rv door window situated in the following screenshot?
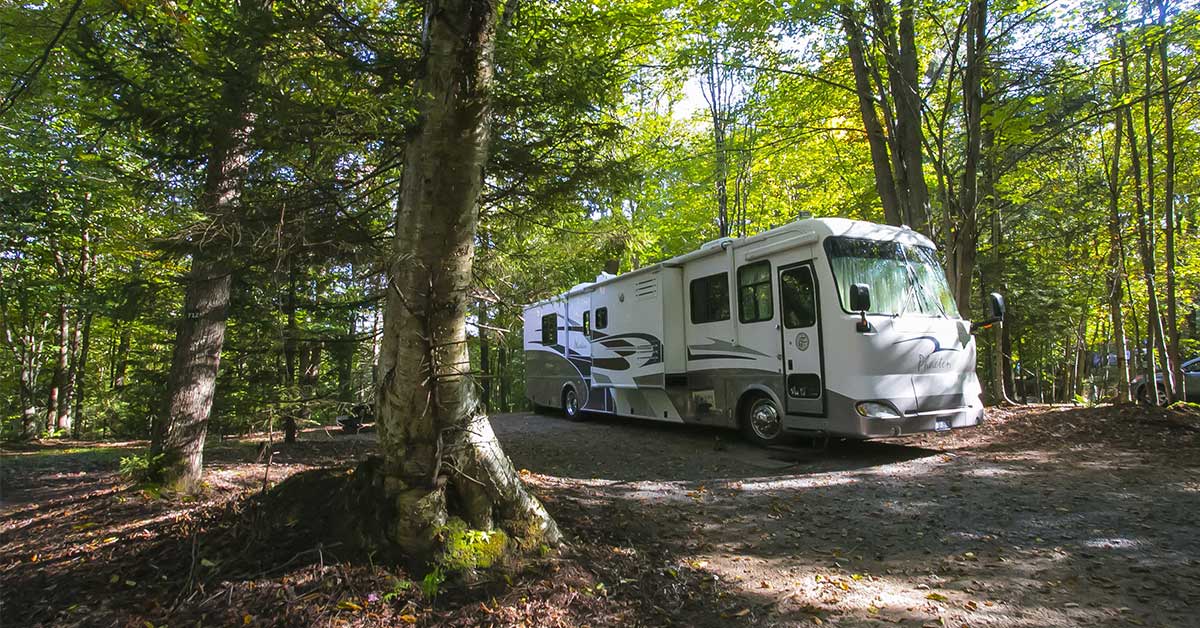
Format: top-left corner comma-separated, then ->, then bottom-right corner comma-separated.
689,273 -> 730,324
541,313 -> 557,345
583,311 -> 590,337
737,261 -> 773,324
781,266 -> 816,329
595,307 -> 608,330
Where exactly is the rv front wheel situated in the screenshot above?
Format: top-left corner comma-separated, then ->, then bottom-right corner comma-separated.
562,387 -> 583,421
741,394 -> 783,446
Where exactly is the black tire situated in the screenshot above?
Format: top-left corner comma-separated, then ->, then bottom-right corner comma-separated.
562,386 -> 585,421
739,393 -> 785,447
1138,383 -> 1168,407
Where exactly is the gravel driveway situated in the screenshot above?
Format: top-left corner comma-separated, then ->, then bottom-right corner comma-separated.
492,406 -> 1200,627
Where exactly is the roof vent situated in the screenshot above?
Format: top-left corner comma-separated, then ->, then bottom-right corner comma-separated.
700,237 -> 734,251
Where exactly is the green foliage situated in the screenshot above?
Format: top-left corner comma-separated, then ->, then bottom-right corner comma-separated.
382,577 -> 414,602
420,567 -> 446,599
2,0 -> 1199,441
118,452 -> 166,484
438,518 -> 510,572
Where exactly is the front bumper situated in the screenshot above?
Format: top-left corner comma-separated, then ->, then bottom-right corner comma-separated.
860,406 -> 983,438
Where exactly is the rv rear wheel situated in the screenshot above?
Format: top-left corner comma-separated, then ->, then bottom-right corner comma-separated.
1137,382 -> 1169,407
562,387 -> 584,421
740,394 -> 783,446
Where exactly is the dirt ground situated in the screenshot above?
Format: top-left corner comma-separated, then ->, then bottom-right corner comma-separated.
2,405 -> 1199,627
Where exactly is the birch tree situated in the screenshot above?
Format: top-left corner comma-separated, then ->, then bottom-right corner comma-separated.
373,0 -> 560,564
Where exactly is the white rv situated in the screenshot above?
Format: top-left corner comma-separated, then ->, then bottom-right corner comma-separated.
522,217 -> 1003,445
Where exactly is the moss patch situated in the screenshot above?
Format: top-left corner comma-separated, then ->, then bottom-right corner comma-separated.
438,517 -> 509,571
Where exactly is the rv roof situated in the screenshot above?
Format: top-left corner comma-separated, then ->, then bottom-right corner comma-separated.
524,218 -> 934,309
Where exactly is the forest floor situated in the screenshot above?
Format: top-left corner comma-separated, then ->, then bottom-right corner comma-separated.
2,404 -> 1199,627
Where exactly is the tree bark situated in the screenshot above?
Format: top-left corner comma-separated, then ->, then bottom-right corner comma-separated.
952,0 -> 986,317
1140,29 -> 1175,402
47,302 -> 68,432
1120,33 -> 1169,405
843,8 -> 903,226
497,343 -> 508,411
1158,0 -> 1182,401
700,45 -> 732,238
64,208 -> 94,438
1104,71 -> 1130,403
479,303 -> 491,411
889,0 -> 929,233
71,312 -> 92,437
152,0 -> 269,491
375,0 -> 559,566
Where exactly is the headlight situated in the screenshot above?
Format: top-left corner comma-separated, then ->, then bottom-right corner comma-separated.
856,401 -> 902,419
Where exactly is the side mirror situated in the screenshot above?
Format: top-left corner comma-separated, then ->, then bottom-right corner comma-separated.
849,284 -> 871,313
850,284 -> 872,333
987,292 -> 1005,321
971,292 -> 1006,333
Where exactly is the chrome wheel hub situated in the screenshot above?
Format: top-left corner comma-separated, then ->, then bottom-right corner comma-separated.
750,399 -> 781,440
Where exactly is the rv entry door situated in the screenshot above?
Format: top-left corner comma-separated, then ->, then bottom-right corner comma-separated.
779,263 -> 825,415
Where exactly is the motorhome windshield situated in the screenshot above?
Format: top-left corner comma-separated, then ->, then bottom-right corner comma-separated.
825,236 -> 960,318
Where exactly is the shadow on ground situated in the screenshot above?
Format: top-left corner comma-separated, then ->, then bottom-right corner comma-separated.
1,405 -> 1196,627
492,411 -> 943,482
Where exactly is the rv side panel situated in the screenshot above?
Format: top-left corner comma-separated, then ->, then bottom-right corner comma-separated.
590,269 -> 667,389
523,298 -> 586,410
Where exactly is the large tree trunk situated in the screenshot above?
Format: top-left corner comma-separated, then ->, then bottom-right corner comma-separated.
1158,0 -> 1182,401
700,46 -> 731,238
497,343 -> 508,411
951,0 -> 986,316
71,312 -> 92,438
2,302 -> 44,439
65,212 -> 93,438
155,254 -> 233,489
888,0 -> 929,233
1104,74 -> 1130,403
843,7 -> 902,226
1120,34 -> 1165,405
152,0 -> 268,491
1139,31 -> 1175,401
47,302 -> 68,432
374,0 -> 559,567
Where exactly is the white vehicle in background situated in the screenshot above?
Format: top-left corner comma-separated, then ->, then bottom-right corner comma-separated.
522,217 -> 1004,446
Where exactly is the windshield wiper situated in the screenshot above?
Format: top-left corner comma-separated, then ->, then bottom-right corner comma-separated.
901,247 -> 949,319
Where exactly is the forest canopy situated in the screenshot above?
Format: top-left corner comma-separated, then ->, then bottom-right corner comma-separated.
2,0 -> 1198,446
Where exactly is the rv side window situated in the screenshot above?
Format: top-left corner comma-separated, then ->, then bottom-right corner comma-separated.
780,266 -> 816,329
689,273 -> 730,324
541,313 -> 557,345
595,307 -> 608,330
583,311 -> 590,337
737,261 -> 773,323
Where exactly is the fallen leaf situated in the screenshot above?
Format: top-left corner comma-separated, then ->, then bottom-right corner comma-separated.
925,592 -> 949,603
399,614 -> 418,624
